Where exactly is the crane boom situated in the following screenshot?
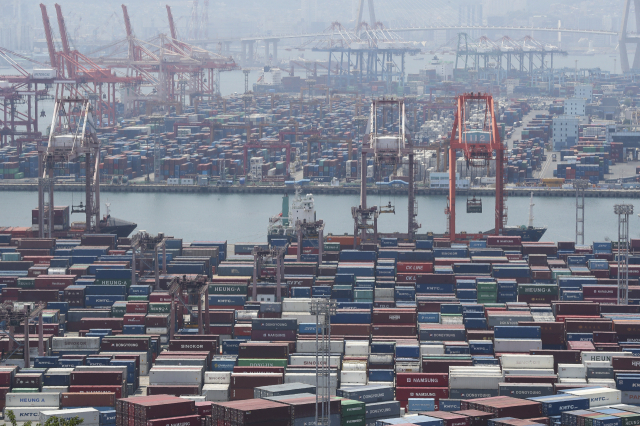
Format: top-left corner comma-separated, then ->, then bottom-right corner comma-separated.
39,4 -> 58,71
166,5 -> 177,40
54,3 -> 74,78
122,4 -> 138,61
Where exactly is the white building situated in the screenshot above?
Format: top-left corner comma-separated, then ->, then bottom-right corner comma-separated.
552,115 -> 582,150
436,63 -> 454,81
564,98 -> 586,116
429,172 -> 469,188
574,84 -> 593,103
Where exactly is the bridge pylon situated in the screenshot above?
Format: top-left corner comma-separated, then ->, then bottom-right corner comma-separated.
620,0 -> 640,73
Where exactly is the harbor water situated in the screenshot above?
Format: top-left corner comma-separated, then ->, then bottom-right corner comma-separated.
0,191 -> 636,244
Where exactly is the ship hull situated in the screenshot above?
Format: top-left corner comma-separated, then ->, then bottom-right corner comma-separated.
100,217 -> 138,238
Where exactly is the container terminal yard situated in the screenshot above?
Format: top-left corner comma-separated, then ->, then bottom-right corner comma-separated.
5,2 -> 640,426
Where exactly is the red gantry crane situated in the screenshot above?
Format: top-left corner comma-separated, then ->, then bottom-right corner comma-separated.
446,92 -> 507,242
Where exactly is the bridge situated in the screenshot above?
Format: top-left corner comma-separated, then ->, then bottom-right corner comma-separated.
224,0 -> 640,73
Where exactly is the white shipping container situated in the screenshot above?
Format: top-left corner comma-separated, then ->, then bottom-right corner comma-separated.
500,354 -> 554,369
622,391 -> 640,404
289,355 -> 341,367
32,68 -> 57,79
281,312 -> 324,324
344,341 -> 369,356
40,408 -> 100,425
369,354 -> 394,364
502,369 -> 555,377
51,337 -> 100,350
6,393 -> 60,407
558,378 -> 588,384
587,379 -> 616,389
145,327 -> 168,334
296,340 -> 344,353
396,363 -> 421,373
420,345 -> 445,355
236,311 -> 258,320
374,288 -> 393,298
557,364 -> 586,378
583,360 -> 612,369
340,371 -> 367,384
7,407 -> 60,422
581,352 -> 632,365
449,375 -> 501,389
342,361 -> 367,371
149,367 -> 203,385
564,388 -> 621,407
441,316 -> 463,325
202,384 -> 229,402
73,366 -> 127,374
204,372 -> 231,384
182,396 -> 206,402
167,178 -> 180,185
494,339 -> 542,352
41,387 -> 68,394
282,298 -> 311,312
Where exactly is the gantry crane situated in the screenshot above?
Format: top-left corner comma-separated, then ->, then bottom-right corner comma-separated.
38,97 -> 100,237
353,97 -> 422,245
446,92 -> 506,242
0,302 -> 46,367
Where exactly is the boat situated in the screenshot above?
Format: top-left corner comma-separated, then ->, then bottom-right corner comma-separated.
98,204 -> 138,237
268,188 -> 316,243
70,203 -> 137,238
479,192 -> 547,242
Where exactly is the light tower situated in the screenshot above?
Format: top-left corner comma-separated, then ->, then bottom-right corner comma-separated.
310,298 -> 337,426
573,179 -> 588,245
615,204 -> 633,305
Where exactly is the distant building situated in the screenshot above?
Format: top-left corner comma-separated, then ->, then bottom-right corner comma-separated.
436,63 -> 454,81
564,98 -> 586,116
552,115 -> 581,151
574,84 -> 593,103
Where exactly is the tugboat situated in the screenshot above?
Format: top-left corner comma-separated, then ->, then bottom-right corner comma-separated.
268,187 -> 316,243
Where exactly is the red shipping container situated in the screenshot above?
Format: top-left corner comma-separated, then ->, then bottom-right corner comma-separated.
397,262 -> 434,273
396,373 -> 448,387
420,412 -> 471,426
126,302 -> 148,314
69,385 -> 124,399
147,415 -> 200,426
123,314 -> 146,325
395,387 -> 449,400
61,392 -> 116,407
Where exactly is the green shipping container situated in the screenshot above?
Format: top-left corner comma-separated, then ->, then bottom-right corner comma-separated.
127,295 -> 148,301
518,284 -> 558,295
208,284 -> 248,295
111,305 -> 126,317
342,416 -> 365,426
94,279 -> 132,286
324,243 -> 341,252
236,359 -> 288,367
148,303 -> 171,313
340,400 -> 365,418
16,278 -> 35,289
